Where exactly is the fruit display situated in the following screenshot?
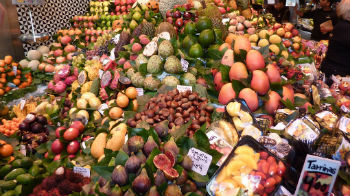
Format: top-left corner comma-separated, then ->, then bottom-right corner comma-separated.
113,0 -> 137,16
0,118 -> 21,137
208,137 -> 286,196
165,4 -> 198,34
1,0 -> 350,195
30,167 -> 90,196
18,114 -> 49,151
127,89 -> 214,137
0,56 -> 33,96
0,155 -> 47,195
89,0 -> 112,15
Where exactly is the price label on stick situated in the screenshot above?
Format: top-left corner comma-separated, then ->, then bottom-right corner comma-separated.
73,167 -> 90,178
177,85 -> 192,93
295,155 -> 340,196
98,103 -> 108,115
187,148 -> 212,176
136,88 -> 144,96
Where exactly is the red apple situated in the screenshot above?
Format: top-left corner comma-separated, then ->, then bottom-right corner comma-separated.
53,154 -> 61,161
283,40 -> 291,47
55,126 -> 66,138
166,17 -> 173,24
183,12 -> 191,19
63,127 -> 80,141
66,140 -> 80,155
166,10 -> 172,18
284,22 -> 294,32
291,29 -> 299,36
51,139 -> 64,154
175,18 -> 184,28
115,5 -> 120,11
70,121 -> 84,132
173,10 -> 181,18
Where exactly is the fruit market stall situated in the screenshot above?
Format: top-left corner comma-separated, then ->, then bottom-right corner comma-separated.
0,0 -> 350,196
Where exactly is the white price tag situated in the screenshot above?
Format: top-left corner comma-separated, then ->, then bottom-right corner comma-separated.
267,0 -> 275,4
206,131 -> 220,144
20,145 -> 26,156
187,148 -> 212,176
102,58 -> 109,65
136,88 -> 144,96
73,166 -> 90,178
13,66 -> 17,76
20,100 -> 26,110
99,70 -> 104,79
177,85 -> 192,93
181,58 -> 189,72
98,103 -> 109,115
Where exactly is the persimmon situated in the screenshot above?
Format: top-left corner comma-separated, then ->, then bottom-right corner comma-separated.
0,144 -> 13,157
1,73 -> 5,78
15,75 -> 21,79
4,56 -> 13,64
16,70 -> 21,75
0,89 -> 4,96
0,67 -> 4,72
0,60 -> 4,67
11,62 -> 18,67
13,79 -> 20,85
0,140 -> 5,145
0,78 -> 6,83
7,71 -> 14,77
0,83 -> 3,88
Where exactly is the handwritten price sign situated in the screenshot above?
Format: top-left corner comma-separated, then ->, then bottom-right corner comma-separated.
187,148 -> 212,176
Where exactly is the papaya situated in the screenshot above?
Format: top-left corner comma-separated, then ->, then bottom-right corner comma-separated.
106,125 -> 127,151
5,168 -> 26,180
0,165 -> 12,178
0,180 -> 17,190
91,132 -> 107,159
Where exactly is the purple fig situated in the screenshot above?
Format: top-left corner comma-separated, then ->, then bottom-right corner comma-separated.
146,186 -> 160,196
163,137 -> 179,156
165,184 -> 183,196
176,170 -> 188,185
125,154 -> 141,173
124,189 -> 136,196
127,135 -> 145,153
132,168 -> 151,194
154,169 -> 166,186
136,150 -> 146,164
143,136 -> 158,156
154,120 -> 169,138
112,165 -> 128,186
181,180 -> 197,194
181,155 -> 193,170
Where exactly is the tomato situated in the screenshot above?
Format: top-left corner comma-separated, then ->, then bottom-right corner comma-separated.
0,144 -> 13,157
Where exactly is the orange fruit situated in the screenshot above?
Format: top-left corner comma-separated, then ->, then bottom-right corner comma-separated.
15,75 -> 21,79
1,73 -> 6,78
11,62 -> 18,67
0,67 -> 4,73
13,79 -> 20,85
0,83 -> 3,88
116,93 -> 129,108
7,71 -> 14,77
0,78 -> 6,83
16,70 -> 21,75
0,144 -> 13,157
109,107 -> 123,120
4,56 -> 12,64
125,87 -> 137,99
0,60 -> 4,67
132,99 -> 138,112
5,86 -> 11,92
0,89 -> 4,96
0,140 -> 6,145
8,156 -> 15,163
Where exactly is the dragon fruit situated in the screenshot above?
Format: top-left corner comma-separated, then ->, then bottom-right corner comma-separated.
48,81 -> 55,90
101,71 -> 112,88
53,73 -> 61,84
99,88 -> 108,100
109,71 -> 120,90
64,75 -> 77,85
54,81 -> 67,94
57,65 -> 70,79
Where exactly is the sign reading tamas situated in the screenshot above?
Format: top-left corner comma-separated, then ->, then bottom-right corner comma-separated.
295,155 -> 341,196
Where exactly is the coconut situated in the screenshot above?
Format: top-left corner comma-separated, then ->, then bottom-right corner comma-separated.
27,50 -> 42,60
37,45 -> 50,54
28,60 -> 40,71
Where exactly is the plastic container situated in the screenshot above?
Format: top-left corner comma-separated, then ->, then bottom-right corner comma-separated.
207,136 -> 287,196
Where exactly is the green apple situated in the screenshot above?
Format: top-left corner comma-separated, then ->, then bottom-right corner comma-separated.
129,20 -> 138,30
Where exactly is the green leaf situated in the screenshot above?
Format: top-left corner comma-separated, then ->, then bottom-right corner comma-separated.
115,151 -> 129,166
234,49 -> 247,63
294,96 -> 307,107
208,48 -> 223,60
270,82 -> 283,96
127,127 -> 149,142
193,84 -> 208,98
281,99 -> 295,110
188,171 -> 209,183
194,128 -> 210,150
219,65 -> 230,83
232,80 -> 246,95
44,160 -> 61,174
136,94 -> 152,112
157,84 -> 175,94
145,148 -> 161,175
123,111 -> 136,121
170,120 -> 192,141
176,136 -> 196,155
92,166 -> 114,180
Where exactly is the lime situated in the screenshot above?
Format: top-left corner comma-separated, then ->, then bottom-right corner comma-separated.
184,22 -> 197,35
196,16 -> 212,32
182,35 -> 198,50
189,43 -> 204,58
199,29 -> 215,47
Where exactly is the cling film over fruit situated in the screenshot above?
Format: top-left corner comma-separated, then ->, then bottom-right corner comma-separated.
207,136 -> 286,196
